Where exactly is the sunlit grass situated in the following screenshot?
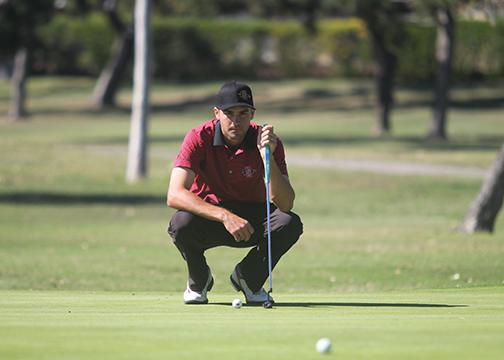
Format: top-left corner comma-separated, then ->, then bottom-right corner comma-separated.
0,76 -> 503,293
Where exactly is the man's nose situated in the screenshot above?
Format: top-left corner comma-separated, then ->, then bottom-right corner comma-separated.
229,114 -> 241,124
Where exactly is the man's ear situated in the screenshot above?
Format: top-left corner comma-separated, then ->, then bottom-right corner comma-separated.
250,110 -> 255,120
213,107 -> 220,118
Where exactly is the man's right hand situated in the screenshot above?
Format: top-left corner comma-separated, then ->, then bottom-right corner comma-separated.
167,167 -> 255,242
222,211 -> 255,242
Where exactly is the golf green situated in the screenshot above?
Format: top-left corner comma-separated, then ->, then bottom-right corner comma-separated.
1,287 -> 503,359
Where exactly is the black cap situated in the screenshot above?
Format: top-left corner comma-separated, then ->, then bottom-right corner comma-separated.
216,81 -> 255,110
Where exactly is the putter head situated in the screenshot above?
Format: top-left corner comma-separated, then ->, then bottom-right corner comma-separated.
263,291 -> 274,309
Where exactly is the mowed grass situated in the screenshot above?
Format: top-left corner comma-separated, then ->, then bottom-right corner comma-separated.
1,77 -> 504,359
1,289 -> 504,360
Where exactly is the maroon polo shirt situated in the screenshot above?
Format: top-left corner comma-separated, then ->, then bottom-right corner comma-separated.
173,119 -> 288,204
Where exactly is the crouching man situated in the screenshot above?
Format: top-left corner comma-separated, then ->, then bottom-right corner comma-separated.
166,81 -> 303,304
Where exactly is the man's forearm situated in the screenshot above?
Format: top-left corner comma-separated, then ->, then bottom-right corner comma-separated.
167,189 -> 228,223
269,159 -> 295,212
167,187 -> 255,242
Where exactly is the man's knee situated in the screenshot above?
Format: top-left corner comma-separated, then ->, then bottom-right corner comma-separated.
289,212 -> 303,239
167,211 -> 197,244
273,210 -> 303,244
286,212 -> 303,243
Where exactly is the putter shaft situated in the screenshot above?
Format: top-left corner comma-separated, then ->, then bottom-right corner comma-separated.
264,144 -> 273,297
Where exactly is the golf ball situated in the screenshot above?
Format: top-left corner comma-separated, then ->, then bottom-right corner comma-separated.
232,298 -> 242,308
316,338 -> 331,354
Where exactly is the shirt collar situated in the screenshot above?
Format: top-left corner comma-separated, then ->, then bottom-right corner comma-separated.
213,120 -> 256,149
213,120 -> 225,146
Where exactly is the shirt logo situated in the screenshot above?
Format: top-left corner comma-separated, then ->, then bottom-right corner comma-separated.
241,166 -> 256,178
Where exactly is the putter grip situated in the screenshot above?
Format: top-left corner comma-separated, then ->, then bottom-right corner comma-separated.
262,124 -> 270,184
264,145 -> 270,184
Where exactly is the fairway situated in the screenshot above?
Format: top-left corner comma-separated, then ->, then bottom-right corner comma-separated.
1,288 -> 503,359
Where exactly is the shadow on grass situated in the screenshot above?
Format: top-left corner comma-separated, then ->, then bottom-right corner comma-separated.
32,106 -> 131,116
75,135 -> 185,146
451,97 -> 504,109
211,302 -> 466,308
74,131 -> 501,152
283,135 -> 503,151
227,93 -> 502,114
71,134 -> 501,153
150,95 -> 215,113
0,192 -> 164,206
26,87 -> 503,116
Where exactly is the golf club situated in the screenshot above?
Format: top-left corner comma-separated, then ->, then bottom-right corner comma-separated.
262,127 -> 274,309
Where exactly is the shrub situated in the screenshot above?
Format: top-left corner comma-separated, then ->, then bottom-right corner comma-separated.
39,14 -> 114,75
35,15 -> 504,81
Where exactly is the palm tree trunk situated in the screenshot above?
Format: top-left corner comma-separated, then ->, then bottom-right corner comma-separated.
126,0 -> 151,183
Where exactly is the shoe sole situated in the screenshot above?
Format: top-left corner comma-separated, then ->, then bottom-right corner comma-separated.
184,276 -> 214,305
184,299 -> 209,305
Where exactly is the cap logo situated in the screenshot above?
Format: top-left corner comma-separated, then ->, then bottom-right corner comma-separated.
238,90 -> 251,101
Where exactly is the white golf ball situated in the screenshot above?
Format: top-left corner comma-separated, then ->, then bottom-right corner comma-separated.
316,338 -> 331,354
232,298 -> 242,309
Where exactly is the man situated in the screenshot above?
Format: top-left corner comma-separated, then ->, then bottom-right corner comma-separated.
166,81 -> 303,305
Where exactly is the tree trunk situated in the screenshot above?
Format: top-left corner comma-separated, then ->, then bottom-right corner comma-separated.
91,27 -> 133,108
427,7 -> 455,140
91,0 -> 133,109
126,0 -> 151,183
301,0 -> 320,34
8,47 -> 29,121
461,144 -> 504,233
366,20 -> 397,136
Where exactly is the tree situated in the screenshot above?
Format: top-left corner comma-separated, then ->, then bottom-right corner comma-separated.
243,0 -> 410,135
461,144 -> 504,233
160,0 -> 411,136
91,0 -> 134,109
126,0 -> 151,183
250,0 -> 321,33
0,0 -> 55,121
426,1 -> 457,140
413,0 -> 472,140
57,0 -> 134,109
321,0 -> 410,135
8,48 -> 28,120
355,0 -> 409,136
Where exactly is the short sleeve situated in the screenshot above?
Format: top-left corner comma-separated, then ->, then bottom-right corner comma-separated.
173,129 -> 205,171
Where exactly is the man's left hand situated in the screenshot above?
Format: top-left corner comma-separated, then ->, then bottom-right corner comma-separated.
257,124 -> 278,155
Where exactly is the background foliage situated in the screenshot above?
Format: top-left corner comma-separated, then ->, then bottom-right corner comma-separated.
31,15 -> 504,81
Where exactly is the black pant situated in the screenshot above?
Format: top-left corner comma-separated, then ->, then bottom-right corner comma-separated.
167,202 -> 303,292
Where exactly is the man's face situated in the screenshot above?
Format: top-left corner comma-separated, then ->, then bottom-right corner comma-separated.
214,106 -> 254,147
